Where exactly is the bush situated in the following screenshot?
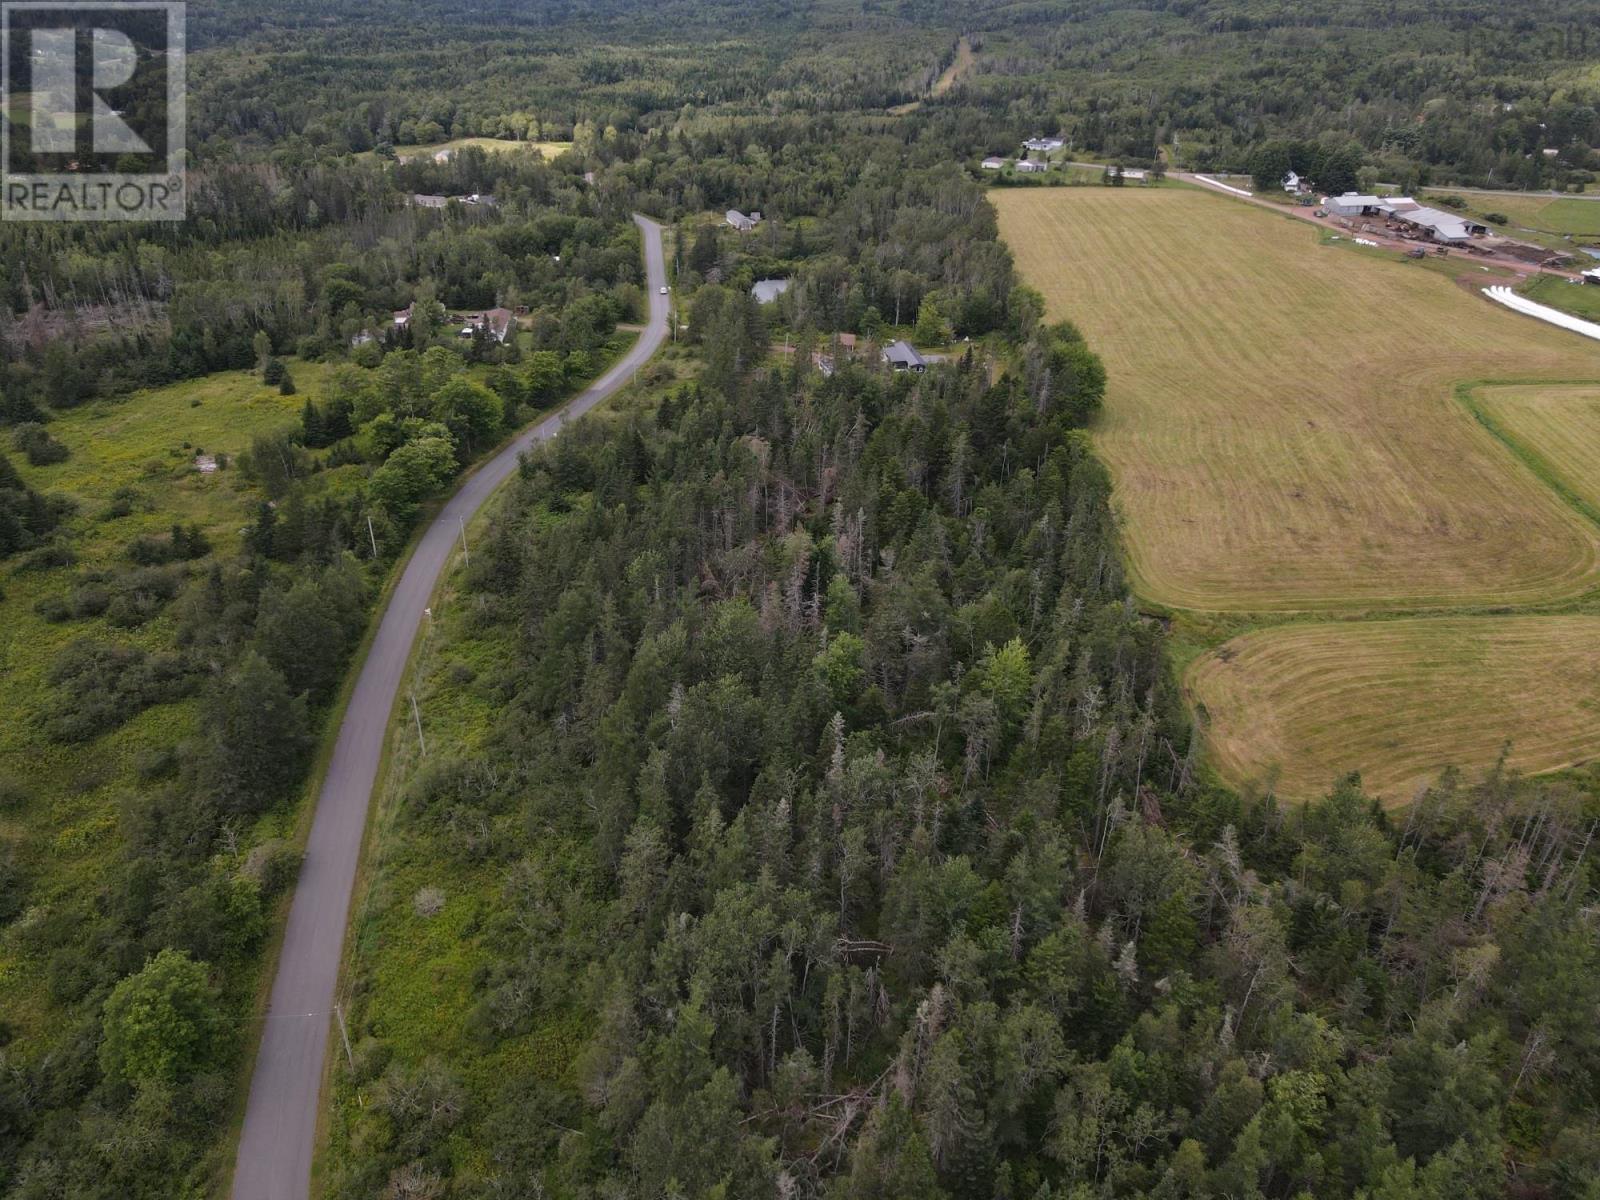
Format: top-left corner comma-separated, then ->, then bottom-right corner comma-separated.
0,775 -> 29,810
40,640 -> 196,742
100,949 -> 221,1087
12,423 -> 69,466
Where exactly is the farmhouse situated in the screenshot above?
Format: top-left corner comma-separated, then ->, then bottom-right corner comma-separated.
726,209 -> 762,232
1022,137 -> 1065,154
981,156 -> 1007,170
883,340 -> 927,372
458,307 -> 515,342
1016,160 -> 1048,174
1283,171 -> 1305,194
751,278 -> 791,304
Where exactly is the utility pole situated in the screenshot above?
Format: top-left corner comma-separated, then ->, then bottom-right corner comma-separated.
367,515 -> 379,559
410,692 -> 427,757
457,515 -> 470,566
334,1001 -> 354,1070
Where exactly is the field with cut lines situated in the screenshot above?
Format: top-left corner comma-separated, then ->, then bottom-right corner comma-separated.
1476,384 -> 1600,518
1188,617 -> 1600,800
993,186 -> 1600,612
995,185 -> 1600,801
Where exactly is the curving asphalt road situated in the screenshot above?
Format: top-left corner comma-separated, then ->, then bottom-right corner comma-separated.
231,215 -> 669,1200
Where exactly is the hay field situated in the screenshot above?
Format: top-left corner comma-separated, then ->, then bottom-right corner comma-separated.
1188,617 -> 1600,800
1476,384 -> 1600,519
993,187 -> 1600,612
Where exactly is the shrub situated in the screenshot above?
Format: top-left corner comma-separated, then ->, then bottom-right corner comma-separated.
11,423 -> 69,466
41,640 -> 196,742
100,949 -> 221,1087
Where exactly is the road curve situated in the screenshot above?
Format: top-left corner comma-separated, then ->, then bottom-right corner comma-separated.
231,215 -> 669,1200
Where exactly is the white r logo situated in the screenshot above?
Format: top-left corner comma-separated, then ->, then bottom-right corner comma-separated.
30,26 -> 151,155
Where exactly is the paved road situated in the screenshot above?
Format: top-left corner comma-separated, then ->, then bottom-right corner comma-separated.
231,215 -> 669,1200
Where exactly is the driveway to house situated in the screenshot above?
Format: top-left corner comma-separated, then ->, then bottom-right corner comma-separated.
231,214 -> 670,1200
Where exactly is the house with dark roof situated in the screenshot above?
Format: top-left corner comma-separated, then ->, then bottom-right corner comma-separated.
883,340 -> 927,372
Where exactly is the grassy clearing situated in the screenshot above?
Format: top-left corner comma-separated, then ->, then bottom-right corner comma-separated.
0,362 -> 332,1040
388,137 -> 573,163
890,35 -> 976,113
1475,383 -> 1600,517
1523,274 -> 1600,322
992,186 -> 1600,613
1186,617 -> 1600,801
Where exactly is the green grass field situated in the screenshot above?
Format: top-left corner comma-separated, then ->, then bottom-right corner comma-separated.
1523,274 -> 1600,322
994,186 -> 1600,802
388,137 -> 573,163
0,363 -> 333,1041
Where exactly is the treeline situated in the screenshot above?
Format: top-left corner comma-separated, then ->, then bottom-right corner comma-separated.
945,0 -> 1600,191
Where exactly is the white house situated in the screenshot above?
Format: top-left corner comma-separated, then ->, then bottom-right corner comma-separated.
981,156 -> 1006,171
1283,171 -> 1303,193
1022,137 -> 1065,154
726,209 -> 760,233
1016,159 -> 1048,174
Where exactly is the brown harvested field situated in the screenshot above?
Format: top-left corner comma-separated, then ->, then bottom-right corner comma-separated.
992,186 -> 1600,612
1187,617 -> 1600,801
1475,383 -> 1600,516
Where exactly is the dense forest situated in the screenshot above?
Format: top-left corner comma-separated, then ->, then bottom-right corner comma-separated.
324,169 -> 1600,1197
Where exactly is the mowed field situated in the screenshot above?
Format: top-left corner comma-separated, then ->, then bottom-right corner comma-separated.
1188,617 -> 1600,800
1476,384 -> 1600,518
993,186 -> 1600,612
994,186 -> 1600,801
